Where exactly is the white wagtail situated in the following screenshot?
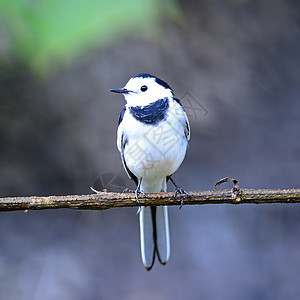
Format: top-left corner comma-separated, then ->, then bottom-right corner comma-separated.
110,73 -> 190,270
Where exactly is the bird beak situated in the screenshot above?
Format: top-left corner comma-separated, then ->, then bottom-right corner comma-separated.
109,88 -> 130,94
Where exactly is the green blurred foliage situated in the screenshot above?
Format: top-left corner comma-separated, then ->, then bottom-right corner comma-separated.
0,0 -> 181,75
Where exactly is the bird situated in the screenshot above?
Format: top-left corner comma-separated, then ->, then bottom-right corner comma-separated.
110,73 -> 190,270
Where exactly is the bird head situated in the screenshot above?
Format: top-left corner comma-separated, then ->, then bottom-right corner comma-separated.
110,73 -> 173,106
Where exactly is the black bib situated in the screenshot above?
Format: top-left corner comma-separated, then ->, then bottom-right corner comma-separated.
129,97 -> 169,125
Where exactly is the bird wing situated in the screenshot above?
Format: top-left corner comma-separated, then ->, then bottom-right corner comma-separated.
117,107 -> 138,186
184,112 -> 191,141
174,97 -> 190,141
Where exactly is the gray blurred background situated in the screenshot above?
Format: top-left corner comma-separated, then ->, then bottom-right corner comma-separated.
0,0 -> 300,299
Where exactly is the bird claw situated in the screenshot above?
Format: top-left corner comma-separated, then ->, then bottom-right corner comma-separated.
121,183 -> 146,212
135,189 -> 147,214
123,187 -> 135,193
135,189 -> 146,204
122,187 -> 145,203
168,176 -> 190,209
174,187 -> 191,209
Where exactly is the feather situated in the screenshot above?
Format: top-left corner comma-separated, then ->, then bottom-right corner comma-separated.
139,178 -> 170,270
139,206 -> 156,270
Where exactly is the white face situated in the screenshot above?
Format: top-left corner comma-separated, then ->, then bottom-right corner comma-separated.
123,77 -> 173,106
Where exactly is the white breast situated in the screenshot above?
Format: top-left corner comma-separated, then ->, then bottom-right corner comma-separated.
118,99 -> 189,181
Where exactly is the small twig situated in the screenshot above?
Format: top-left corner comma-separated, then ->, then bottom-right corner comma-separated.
0,188 -> 299,212
214,176 -> 242,202
214,176 -> 240,191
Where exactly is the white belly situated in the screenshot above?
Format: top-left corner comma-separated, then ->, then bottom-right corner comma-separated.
123,113 -> 188,181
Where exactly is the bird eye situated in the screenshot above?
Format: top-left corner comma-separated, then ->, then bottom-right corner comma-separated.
140,85 -> 148,92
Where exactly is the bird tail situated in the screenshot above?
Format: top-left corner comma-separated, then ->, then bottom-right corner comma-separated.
139,178 -> 170,271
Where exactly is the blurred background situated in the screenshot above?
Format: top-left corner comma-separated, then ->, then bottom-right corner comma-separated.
0,0 -> 300,299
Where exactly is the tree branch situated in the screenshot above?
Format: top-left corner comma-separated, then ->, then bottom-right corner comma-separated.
0,188 -> 300,212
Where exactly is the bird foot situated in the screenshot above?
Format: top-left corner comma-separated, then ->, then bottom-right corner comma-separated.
135,188 -> 146,205
123,188 -> 135,193
174,187 -> 191,209
122,187 -> 146,213
168,176 -> 190,209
